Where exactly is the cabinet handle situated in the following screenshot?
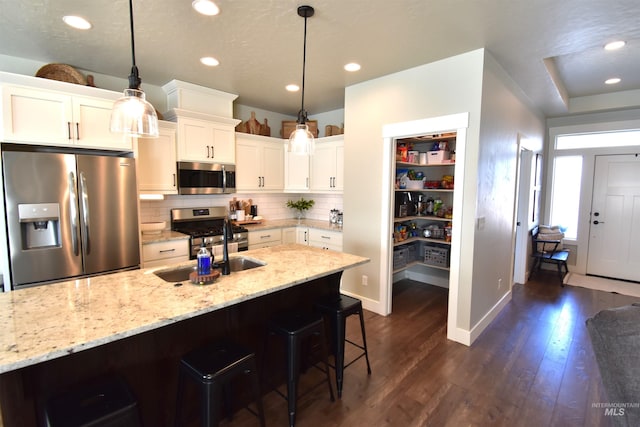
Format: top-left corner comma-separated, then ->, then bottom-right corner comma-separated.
206,146 -> 210,158
261,176 -> 265,187
76,122 -> 80,140
211,146 -> 215,158
173,173 -> 176,187
306,177 -> 309,188
67,122 -> 72,140
260,234 -> 271,239
321,235 -> 330,240
305,231 -> 308,242
159,248 -> 176,253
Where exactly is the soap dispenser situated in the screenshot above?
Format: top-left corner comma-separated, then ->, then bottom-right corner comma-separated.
197,246 -> 211,275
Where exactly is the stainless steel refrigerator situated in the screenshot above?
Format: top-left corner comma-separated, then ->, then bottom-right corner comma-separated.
2,148 -> 140,289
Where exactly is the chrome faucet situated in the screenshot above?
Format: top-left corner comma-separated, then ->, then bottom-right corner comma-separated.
221,218 -> 233,275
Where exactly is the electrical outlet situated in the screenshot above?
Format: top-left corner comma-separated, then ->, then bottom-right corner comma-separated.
498,278 -> 503,289
362,275 -> 368,286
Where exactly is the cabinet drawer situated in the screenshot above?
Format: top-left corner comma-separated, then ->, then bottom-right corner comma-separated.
142,240 -> 189,262
308,229 -> 342,251
248,229 -> 282,245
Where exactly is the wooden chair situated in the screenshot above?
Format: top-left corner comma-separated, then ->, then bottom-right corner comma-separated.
529,226 -> 569,285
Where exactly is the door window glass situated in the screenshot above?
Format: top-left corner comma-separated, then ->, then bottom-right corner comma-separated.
550,156 -> 582,239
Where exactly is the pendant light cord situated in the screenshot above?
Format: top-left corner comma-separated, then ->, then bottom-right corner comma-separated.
127,0 -> 141,90
129,0 -> 136,68
300,13 -> 307,117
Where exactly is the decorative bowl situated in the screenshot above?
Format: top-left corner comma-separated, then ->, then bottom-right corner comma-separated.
141,221 -> 166,235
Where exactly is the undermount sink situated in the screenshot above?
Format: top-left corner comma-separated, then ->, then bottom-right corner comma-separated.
153,257 -> 266,282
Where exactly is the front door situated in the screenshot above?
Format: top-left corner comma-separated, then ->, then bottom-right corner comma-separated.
587,154 -> 640,281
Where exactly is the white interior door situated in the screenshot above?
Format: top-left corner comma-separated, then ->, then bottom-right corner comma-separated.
512,147 -> 533,284
587,154 -> 640,281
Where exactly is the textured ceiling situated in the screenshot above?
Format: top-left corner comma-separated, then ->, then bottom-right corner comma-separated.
1,0 -> 639,117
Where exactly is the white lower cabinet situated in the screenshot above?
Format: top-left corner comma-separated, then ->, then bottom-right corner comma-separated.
248,229 -> 282,250
142,239 -> 189,268
282,227 -> 298,244
308,228 -> 343,251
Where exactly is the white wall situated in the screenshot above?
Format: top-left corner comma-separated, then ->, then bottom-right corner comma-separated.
342,48 -> 545,344
468,53 -> 545,329
343,49 -> 484,339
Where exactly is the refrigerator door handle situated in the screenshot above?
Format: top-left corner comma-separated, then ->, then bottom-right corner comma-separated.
79,172 -> 91,255
68,172 -> 80,256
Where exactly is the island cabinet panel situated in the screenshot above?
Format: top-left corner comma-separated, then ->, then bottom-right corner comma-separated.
0,272 -> 344,427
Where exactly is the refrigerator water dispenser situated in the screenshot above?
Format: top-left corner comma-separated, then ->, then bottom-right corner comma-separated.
18,203 -> 61,249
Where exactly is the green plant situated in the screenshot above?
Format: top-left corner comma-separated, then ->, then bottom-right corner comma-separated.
286,197 -> 315,212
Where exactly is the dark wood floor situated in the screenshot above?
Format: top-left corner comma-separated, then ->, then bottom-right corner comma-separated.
221,271 -> 640,427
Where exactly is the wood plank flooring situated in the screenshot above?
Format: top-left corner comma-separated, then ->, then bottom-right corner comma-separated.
221,271 -> 640,427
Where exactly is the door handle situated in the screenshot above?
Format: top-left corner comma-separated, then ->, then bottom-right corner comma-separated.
593,220 -> 605,225
68,172 -> 80,256
79,172 -> 91,255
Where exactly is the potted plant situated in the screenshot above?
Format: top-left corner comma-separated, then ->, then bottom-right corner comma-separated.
286,197 -> 315,221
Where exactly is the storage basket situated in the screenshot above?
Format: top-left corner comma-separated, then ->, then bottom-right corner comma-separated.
393,247 -> 409,270
427,150 -> 450,164
423,245 -> 449,268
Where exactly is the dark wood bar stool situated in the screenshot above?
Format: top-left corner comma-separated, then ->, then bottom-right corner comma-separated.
263,311 -> 335,427
174,340 -> 265,427
314,294 -> 372,398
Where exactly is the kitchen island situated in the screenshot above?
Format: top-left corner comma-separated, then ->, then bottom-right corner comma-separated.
0,244 -> 368,426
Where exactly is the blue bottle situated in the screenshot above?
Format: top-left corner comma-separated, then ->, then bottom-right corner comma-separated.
197,247 -> 211,275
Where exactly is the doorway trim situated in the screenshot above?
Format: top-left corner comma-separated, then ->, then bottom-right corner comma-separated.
381,112 -> 469,341
512,135 -> 536,284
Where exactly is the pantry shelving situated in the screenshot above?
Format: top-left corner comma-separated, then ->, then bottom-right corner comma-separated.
392,133 -> 456,276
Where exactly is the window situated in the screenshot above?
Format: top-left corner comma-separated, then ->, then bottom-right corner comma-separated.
556,130 -> 640,150
549,156 -> 582,239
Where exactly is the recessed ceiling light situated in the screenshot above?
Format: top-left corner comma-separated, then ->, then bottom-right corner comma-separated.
192,0 -> 220,16
62,15 -> 92,30
286,84 -> 300,92
344,62 -> 361,72
200,56 -> 219,66
605,77 -> 621,85
604,40 -> 626,50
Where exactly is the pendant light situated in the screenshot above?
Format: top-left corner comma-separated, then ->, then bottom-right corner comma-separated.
288,5 -> 315,155
110,0 -> 159,137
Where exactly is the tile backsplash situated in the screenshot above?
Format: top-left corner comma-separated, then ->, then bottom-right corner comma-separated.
140,193 -> 343,227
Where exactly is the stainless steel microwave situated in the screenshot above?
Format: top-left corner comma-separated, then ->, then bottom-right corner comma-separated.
177,162 -> 236,195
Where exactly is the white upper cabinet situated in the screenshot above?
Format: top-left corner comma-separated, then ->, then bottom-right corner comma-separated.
284,150 -> 310,192
1,84 -> 131,150
310,136 -> 344,192
137,121 -> 177,194
165,108 -> 239,164
235,133 -> 284,192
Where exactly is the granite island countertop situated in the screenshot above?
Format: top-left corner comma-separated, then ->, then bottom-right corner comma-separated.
0,244 -> 368,374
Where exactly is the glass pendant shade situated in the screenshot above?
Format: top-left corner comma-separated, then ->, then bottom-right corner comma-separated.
288,123 -> 315,155
110,88 -> 159,137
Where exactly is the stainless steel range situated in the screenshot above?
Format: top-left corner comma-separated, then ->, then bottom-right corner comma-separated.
170,207 -> 248,259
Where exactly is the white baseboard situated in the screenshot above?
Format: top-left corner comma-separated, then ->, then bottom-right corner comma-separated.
339,289 -> 387,316
447,289 -> 512,346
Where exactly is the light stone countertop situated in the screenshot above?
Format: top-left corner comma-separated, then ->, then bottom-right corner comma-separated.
0,244 -> 368,374
141,230 -> 190,245
240,218 -> 343,233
